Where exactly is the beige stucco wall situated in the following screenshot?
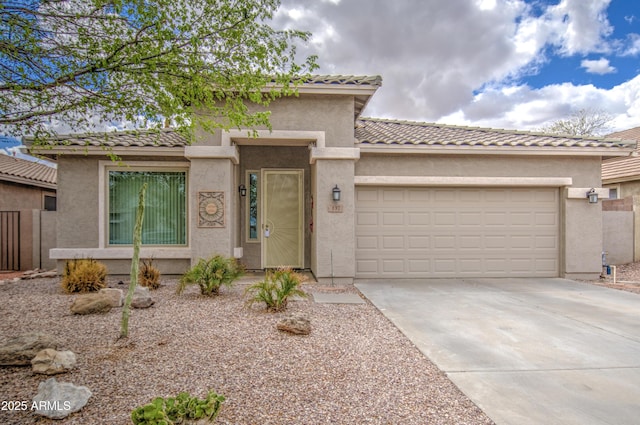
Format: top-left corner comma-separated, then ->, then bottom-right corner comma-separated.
196,94 -> 355,148
189,158 -> 235,262
56,156 -> 100,248
40,211 -> 57,270
312,159 -> 356,284
356,153 -> 604,278
616,180 -> 640,198
603,210 -> 634,265
0,181 -> 54,210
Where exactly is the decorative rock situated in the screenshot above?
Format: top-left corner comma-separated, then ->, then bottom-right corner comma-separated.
100,288 -> 124,307
70,293 -> 112,315
131,286 -> 154,309
22,269 -> 57,279
0,333 -> 59,366
32,377 -> 91,419
276,314 -> 311,335
31,349 -> 77,375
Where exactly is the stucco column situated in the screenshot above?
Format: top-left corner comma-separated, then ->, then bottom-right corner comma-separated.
310,148 -> 359,284
185,147 -> 239,263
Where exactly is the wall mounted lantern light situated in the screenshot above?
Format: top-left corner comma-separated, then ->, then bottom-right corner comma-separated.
587,188 -> 598,204
332,184 -> 341,202
239,184 -> 247,197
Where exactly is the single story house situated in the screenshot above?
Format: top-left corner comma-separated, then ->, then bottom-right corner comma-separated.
0,154 -> 57,270
29,75 -> 636,282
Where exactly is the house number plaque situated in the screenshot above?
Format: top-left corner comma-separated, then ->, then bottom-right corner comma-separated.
198,191 -> 225,227
328,204 -> 343,213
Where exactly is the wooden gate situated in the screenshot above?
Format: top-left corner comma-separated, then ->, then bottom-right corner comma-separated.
0,211 -> 20,271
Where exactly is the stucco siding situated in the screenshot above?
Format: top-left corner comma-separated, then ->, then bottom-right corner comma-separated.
56,156 -> 100,248
197,95 -> 355,148
0,181 -> 54,210
356,154 -> 601,186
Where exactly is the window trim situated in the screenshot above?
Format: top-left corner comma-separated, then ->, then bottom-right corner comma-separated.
99,161 -> 189,248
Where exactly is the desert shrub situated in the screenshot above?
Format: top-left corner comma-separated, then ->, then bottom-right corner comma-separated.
131,390 -> 225,425
245,267 -> 308,312
176,255 -> 244,296
61,258 -> 107,293
138,258 -> 161,290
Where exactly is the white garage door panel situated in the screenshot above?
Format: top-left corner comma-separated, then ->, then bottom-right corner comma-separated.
355,187 -> 559,278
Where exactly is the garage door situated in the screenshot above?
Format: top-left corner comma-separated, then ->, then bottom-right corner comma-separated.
355,187 -> 559,278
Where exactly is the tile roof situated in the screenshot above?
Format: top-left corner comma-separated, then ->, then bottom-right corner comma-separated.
602,126 -> 640,183
0,154 -> 57,188
302,75 -> 382,87
355,118 -> 637,151
602,156 -> 640,182
607,126 -> 640,143
40,129 -> 189,148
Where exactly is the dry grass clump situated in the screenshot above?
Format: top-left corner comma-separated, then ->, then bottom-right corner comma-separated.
61,258 -> 107,293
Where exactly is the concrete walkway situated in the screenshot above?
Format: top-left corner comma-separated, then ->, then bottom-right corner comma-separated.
355,278 -> 640,425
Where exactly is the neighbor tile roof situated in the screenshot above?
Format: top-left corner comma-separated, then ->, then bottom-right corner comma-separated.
355,118 -> 637,150
602,126 -> 640,183
0,154 -> 57,187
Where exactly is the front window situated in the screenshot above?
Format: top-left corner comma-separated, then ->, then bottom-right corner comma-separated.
108,170 -> 187,245
246,171 -> 259,242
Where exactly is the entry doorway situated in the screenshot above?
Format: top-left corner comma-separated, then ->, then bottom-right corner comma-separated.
261,169 -> 304,268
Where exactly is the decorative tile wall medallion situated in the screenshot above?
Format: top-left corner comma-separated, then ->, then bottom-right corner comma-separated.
198,191 -> 225,228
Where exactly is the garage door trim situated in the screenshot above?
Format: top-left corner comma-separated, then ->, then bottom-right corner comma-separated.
355,176 -> 572,187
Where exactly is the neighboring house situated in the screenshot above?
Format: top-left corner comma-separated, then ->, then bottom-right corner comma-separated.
0,154 -> 57,270
28,75 -> 635,282
602,127 -> 640,199
601,127 -> 640,264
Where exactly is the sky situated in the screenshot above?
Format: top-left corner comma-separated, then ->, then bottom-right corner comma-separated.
274,0 -> 640,133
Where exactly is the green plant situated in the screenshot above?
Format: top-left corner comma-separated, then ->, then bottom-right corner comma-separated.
61,258 -> 107,293
245,267 -> 308,312
177,255 -> 244,296
131,390 -> 225,425
139,258 -> 161,290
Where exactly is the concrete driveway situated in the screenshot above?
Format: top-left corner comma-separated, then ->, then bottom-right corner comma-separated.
355,278 -> 640,425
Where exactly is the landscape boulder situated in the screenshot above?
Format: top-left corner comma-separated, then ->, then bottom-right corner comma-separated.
31,349 -> 77,375
70,292 -> 112,315
100,288 -> 124,307
131,286 -> 154,309
32,377 -> 91,419
0,333 -> 59,366
277,314 -> 311,335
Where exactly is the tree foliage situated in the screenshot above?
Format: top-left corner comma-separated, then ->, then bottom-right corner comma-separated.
0,0 -> 317,142
540,108 -> 613,137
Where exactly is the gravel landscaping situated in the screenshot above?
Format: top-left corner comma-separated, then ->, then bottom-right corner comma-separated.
0,275 -> 493,425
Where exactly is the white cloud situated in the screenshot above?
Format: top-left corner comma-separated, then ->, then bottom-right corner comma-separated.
581,57 -> 616,74
622,33 -> 640,56
545,0 -> 613,55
